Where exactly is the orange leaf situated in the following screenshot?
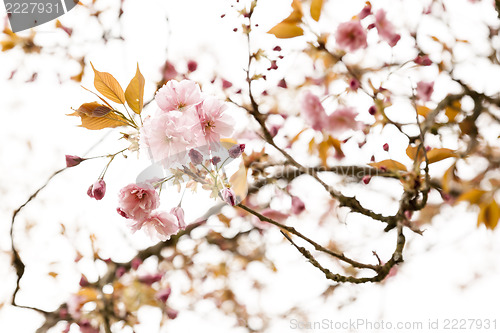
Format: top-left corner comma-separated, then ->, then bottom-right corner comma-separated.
267,0 -> 304,39
90,62 -> 126,104
426,148 -> 457,164
406,145 -> 425,163
68,103 -> 129,130
310,0 -> 324,21
125,63 -> 145,114
416,105 -> 431,118
318,140 -> 330,166
445,100 -> 461,121
268,22 -> 304,38
457,189 -> 486,205
369,159 -> 407,171
477,199 -> 500,229
77,287 -> 98,302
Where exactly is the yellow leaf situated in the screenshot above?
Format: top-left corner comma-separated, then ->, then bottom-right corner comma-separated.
318,140 -> 329,166
441,163 -> 456,193
406,145 -> 424,163
125,63 -> 145,114
48,272 -> 58,278
77,287 -> 98,302
90,62 -> 126,104
327,136 -> 344,159
445,100 -> 461,121
229,160 -> 248,204
308,138 -> 316,154
220,138 -> 238,149
68,102 -> 129,130
416,105 -> 431,118
369,159 -> 407,171
477,199 -> 500,229
457,189 -> 486,205
268,22 -> 304,38
290,129 -> 306,145
426,148 -> 457,164
267,0 -> 304,39
310,0 -> 324,21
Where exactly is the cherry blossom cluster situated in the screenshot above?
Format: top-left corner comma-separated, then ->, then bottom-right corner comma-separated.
140,79 -> 234,166
336,5 -> 401,52
301,91 -> 362,135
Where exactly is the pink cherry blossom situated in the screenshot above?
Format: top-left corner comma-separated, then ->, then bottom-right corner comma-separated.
416,81 -> 434,102
142,211 -> 180,241
155,79 -> 203,112
325,107 -> 362,135
117,183 -> 159,223
140,111 -> 198,164
301,91 -> 326,131
195,98 -> 234,149
374,9 -> 401,47
335,20 -> 367,52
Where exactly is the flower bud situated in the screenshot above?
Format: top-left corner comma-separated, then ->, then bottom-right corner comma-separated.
211,156 -> 221,165
291,196 -> 305,215
368,105 -> 377,115
156,287 -> 172,303
65,155 -> 84,167
221,188 -> 236,206
115,266 -> 126,278
362,175 -> 371,184
187,60 -> 198,72
383,143 -> 389,151
131,257 -> 142,270
188,149 -> 204,165
170,206 -> 186,230
166,309 -> 178,319
228,144 -> 245,158
91,179 -> 106,200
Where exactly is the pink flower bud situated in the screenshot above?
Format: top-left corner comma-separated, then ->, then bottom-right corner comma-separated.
211,156 -> 221,165
156,287 -> 172,303
131,257 -> 142,270
362,175 -> 371,184
139,273 -> 163,285
291,196 -> 305,215
221,188 -> 236,206
277,78 -> 287,88
166,309 -> 178,319
65,155 -> 84,167
170,206 -> 186,230
115,266 -> 126,278
90,179 -> 106,200
79,275 -> 89,287
187,60 -> 198,72
358,4 -> 372,19
383,143 -> 389,151
273,46 -> 282,51
228,144 -> 245,158
87,185 -> 94,198
188,149 -> 204,165
349,78 -> 360,91
368,105 -> 377,115
221,79 -> 233,89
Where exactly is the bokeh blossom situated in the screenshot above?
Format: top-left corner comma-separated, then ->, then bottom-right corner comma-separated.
336,20 -> 367,52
